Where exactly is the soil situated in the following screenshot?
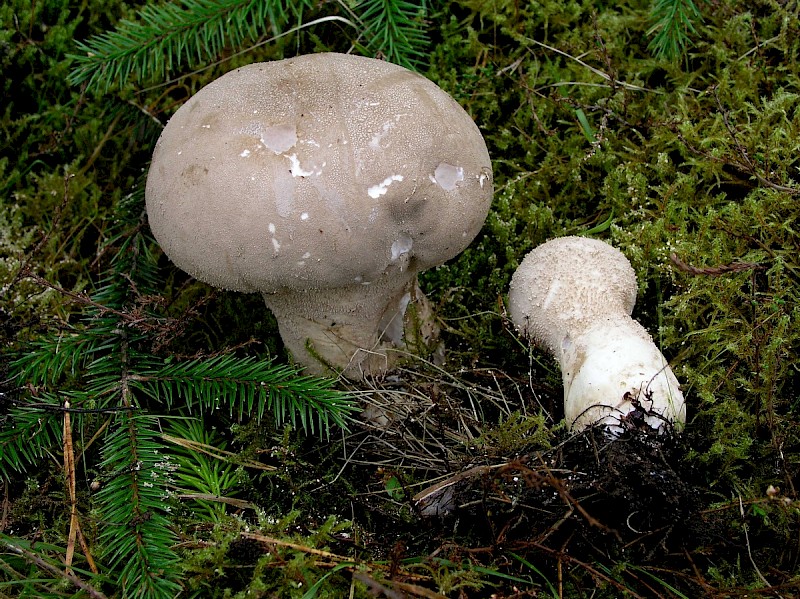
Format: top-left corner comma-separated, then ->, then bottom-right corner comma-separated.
291,368 -> 799,597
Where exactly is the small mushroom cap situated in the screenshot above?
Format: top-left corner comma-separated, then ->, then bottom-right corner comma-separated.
508,236 -> 638,355
145,53 -> 493,293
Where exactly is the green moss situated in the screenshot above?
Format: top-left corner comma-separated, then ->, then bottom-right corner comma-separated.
471,410 -> 555,456
180,512 -> 368,598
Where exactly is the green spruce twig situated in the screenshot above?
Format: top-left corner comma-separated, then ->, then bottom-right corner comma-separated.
648,0 -> 703,60
132,353 -> 357,436
67,0 -> 314,93
94,412 -> 182,598
164,418 -> 245,521
67,0 -> 431,94
354,0 -> 429,69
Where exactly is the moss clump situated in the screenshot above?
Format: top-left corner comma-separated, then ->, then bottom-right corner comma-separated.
471,410 -> 555,456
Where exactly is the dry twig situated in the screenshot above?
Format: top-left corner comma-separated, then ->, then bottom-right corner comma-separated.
670,253 -> 762,276
3,540 -> 107,599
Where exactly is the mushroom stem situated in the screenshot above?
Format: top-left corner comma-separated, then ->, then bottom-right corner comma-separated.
560,316 -> 684,433
262,273 -> 438,378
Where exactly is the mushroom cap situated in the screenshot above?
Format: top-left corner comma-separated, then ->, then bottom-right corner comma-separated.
145,53 -> 493,293
507,236 -> 638,355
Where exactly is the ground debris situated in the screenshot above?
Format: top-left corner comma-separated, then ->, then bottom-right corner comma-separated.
335,367 -> 767,596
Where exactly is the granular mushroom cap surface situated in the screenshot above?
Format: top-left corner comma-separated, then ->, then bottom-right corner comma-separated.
145,53 -> 493,294
508,236 -> 639,354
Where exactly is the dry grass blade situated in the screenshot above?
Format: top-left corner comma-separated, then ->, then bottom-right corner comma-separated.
162,433 -> 276,470
63,401 -> 76,574
62,401 -> 98,575
241,532 -> 353,562
175,493 -> 257,509
354,571 -> 448,599
335,358 -> 552,521
348,358 -> 519,465
521,36 -> 661,94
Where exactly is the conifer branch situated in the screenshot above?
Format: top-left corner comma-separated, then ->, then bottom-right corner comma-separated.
0,405 -> 62,479
131,353 -> 358,437
355,0 -> 429,68
95,413 -> 182,598
68,0 -> 313,93
165,419 -> 245,521
67,0 -> 431,94
4,130 -> 356,596
648,0 -> 703,60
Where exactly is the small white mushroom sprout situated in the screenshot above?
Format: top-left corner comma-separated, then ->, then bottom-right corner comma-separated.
145,53 -> 493,378
508,236 -> 686,433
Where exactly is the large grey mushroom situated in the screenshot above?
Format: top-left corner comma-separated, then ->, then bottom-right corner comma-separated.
145,53 -> 493,378
508,236 -> 686,433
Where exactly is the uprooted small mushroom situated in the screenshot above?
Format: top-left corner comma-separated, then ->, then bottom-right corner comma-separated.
145,53 -> 493,378
508,236 -> 686,433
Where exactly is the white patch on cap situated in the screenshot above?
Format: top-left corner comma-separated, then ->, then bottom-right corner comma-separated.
368,174 -> 404,199
369,120 -> 396,149
542,280 -> 562,312
286,154 -> 315,178
479,173 -> 488,188
431,163 -> 464,190
390,235 -> 414,271
268,222 -> 280,253
300,212 -> 309,221
260,124 -> 297,153
240,149 -> 251,158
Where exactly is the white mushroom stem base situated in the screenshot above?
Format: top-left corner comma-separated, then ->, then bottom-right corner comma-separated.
560,316 -> 685,434
262,274 -> 439,378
